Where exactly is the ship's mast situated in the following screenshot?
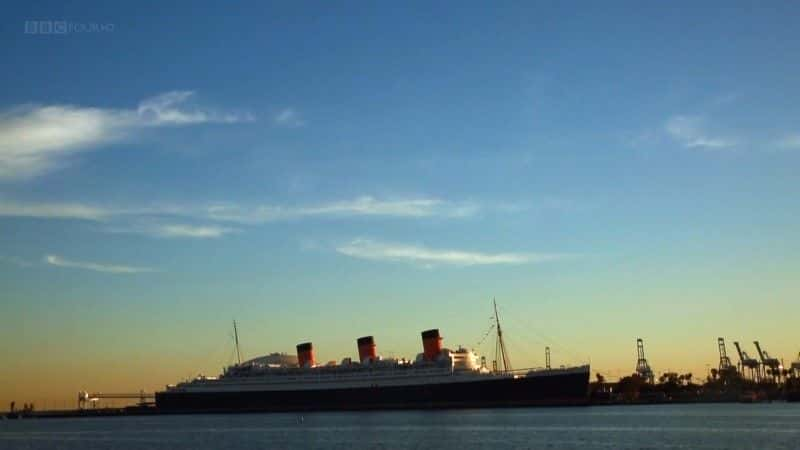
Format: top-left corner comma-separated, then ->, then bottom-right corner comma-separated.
493,298 -> 512,373
233,320 -> 242,365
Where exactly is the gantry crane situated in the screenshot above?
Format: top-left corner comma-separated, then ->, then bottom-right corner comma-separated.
753,341 -> 781,381
717,337 -> 737,377
635,338 -> 654,383
734,341 -> 760,381
791,352 -> 800,377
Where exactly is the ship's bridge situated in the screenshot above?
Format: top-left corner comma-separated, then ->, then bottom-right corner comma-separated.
447,346 -> 482,371
414,346 -> 482,371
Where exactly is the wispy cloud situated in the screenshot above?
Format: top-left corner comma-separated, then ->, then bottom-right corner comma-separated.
44,254 -> 157,274
0,196 -> 476,241
665,115 -> 736,150
136,91 -> 249,126
148,223 -> 236,239
1,196 -> 474,223
0,199 -> 191,224
776,134 -> 800,150
0,200 -> 110,220
272,108 -> 304,128
0,91 -> 252,180
107,222 -> 238,239
335,238 -> 567,267
205,196 -> 477,223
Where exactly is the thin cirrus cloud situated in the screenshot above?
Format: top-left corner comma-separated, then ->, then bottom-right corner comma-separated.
0,196 -> 475,239
272,108 -> 304,128
0,199 -> 111,220
0,199 -> 193,222
664,115 -> 736,150
0,200 -> 237,239
44,254 -> 157,274
205,196 -> 478,223
146,223 -> 237,239
0,91 -> 252,180
335,238 -> 568,268
107,222 -> 239,239
0,196 -> 475,223
776,134 -> 800,150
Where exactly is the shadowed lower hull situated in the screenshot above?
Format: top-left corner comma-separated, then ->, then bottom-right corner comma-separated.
155,369 -> 590,413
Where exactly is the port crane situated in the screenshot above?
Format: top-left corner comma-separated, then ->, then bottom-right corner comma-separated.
791,352 -> 800,377
635,338 -> 654,383
754,341 -> 781,381
733,341 -> 760,381
717,338 -> 737,378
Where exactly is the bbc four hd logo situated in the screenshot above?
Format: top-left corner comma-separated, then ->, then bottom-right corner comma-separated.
25,21 -> 114,34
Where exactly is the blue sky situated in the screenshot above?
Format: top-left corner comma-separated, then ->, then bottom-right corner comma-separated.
1,2 -> 799,405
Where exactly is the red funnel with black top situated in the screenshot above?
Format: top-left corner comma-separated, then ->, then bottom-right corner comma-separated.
421,329 -> 443,361
357,336 -> 377,363
296,342 -> 315,368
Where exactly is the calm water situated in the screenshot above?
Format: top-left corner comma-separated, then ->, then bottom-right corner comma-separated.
1,404 -> 798,449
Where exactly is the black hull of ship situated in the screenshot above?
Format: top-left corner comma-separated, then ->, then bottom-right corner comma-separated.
155,369 -> 590,413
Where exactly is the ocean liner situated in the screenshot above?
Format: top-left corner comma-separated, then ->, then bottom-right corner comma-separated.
156,302 -> 590,412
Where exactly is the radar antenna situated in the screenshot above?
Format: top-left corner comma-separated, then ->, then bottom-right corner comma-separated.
493,298 -> 512,373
